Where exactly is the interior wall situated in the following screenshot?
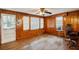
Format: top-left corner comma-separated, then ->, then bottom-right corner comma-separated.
0,9 -> 45,41
0,9 -> 79,42
44,10 -> 79,37
44,13 -> 66,37
44,16 -> 57,35
0,12 -> 1,44
65,11 -> 79,31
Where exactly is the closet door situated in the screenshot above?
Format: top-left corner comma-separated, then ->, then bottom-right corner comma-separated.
1,14 -> 16,44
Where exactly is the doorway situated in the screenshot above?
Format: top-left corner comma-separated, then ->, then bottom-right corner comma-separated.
1,14 -> 16,44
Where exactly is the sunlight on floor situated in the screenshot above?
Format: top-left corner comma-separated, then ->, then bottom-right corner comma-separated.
22,35 -> 66,50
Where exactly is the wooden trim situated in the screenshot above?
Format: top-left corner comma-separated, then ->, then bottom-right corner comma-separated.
0,13 -> 1,45
44,10 -> 79,37
0,9 -> 44,18
29,16 -> 31,30
39,18 -> 41,29
45,10 -> 79,18
0,9 -> 78,18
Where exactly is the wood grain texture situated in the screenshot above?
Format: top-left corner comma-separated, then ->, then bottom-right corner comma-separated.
44,10 -> 79,37
0,9 -> 45,42
0,9 -> 79,44
44,15 -> 64,36
16,14 -> 45,40
0,34 -> 68,50
0,13 -> 1,44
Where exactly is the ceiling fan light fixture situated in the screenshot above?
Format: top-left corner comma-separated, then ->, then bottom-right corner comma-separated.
40,12 -> 45,15
39,8 -> 45,15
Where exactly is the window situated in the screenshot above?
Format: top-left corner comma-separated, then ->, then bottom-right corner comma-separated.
1,14 -> 16,29
40,18 -> 44,28
56,16 -> 63,31
23,16 -> 29,30
31,17 -> 39,30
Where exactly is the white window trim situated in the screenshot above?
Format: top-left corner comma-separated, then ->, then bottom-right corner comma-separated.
31,17 -> 40,30
56,16 -> 63,31
23,16 -> 29,31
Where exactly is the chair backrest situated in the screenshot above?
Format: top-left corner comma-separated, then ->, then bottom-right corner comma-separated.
66,24 -> 72,31
77,32 -> 79,36
66,24 -> 73,35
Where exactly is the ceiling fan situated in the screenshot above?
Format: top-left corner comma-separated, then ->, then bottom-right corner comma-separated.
35,8 -> 52,16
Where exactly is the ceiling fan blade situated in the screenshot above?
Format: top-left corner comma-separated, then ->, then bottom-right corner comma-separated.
34,9 -> 40,14
35,8 -> 45,15
45,11 -> 52,14
34,8 -> 52,16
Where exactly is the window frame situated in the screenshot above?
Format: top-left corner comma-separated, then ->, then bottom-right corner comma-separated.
23,16 -> 30,31
56,16 -> 63,31
31,17 -> 40,30
39,18 -> 44,29
1,13 -> 16,29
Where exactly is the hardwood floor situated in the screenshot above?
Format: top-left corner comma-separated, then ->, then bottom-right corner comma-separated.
0,34 -> 68,50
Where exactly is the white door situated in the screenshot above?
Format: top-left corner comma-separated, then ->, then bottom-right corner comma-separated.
1,14 -> 16,44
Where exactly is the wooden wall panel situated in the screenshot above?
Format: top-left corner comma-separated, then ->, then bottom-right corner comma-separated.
77,13 -> 79,31
45,16 -> 57,35
44,15 -> 65,37
66,11 -> 79,32
16,14 -> 23,40
0,12 -> 1,44
44,11 -> 79,37
0,9 -> 79,42
0,9 -> 45,41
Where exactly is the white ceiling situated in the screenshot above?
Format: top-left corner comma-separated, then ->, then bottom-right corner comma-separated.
5,8 -> 79,16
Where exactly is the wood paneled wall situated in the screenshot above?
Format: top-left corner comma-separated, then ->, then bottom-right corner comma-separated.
0,11 -> 1,44
44,10 -> 79,37
44,16 -> 57,35
0,9 -> 45,40
65,11 -> 79,31
0,9 -> 79,41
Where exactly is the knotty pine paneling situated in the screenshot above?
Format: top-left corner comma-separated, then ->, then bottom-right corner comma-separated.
66,11 -> 79,32
0,9 -> 45,41
44,14 -> 65,37
0,12 -> 1,44
44,11 -> 79,37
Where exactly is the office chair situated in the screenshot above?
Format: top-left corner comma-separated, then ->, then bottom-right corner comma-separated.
65,24 -> 77,49
69,33 -> 77,48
